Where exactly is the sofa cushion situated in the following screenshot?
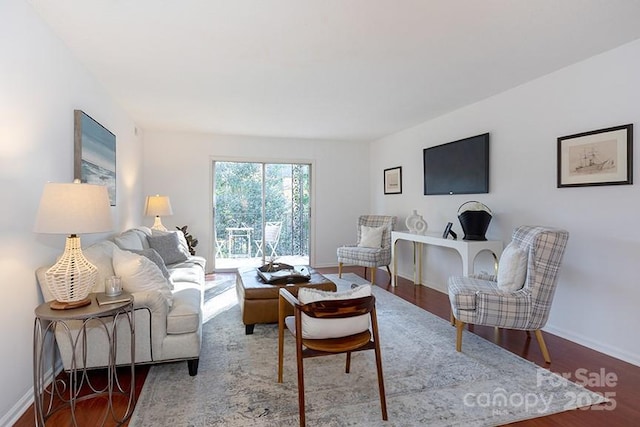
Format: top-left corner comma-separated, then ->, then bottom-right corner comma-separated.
170,267 -> 204,288
112,247 -> 173,305
168,255 -> 207,270
148,231 -> 190,264
167,287 -> 202,334
114,229 -> 145,251
133,226 -> 153,249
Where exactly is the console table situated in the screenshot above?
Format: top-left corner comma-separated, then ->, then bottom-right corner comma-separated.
33,292 -> 136,426
391,231 -> 503,286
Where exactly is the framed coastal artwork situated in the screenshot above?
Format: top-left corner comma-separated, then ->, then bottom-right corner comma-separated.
384,166 -> 402,194
74,110 -> 116,205
557,124 -> 632,188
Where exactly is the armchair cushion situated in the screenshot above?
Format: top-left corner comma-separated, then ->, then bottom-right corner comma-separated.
296,284 -> 372,339
358,225 -> 384,248
497,242 -> 528,291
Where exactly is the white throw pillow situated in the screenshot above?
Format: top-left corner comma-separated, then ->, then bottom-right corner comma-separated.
497,242 -> 528,292
296,284 -> 372,339
112,247 -> 173,305
358,225 -> 385,249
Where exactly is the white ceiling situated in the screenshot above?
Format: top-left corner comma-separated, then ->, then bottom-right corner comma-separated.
30,0 -> 640,141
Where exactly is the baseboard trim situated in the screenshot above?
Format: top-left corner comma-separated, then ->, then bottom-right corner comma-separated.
395,268 -> 640,368
1,364 -> 61,427
543,324 -> 640,367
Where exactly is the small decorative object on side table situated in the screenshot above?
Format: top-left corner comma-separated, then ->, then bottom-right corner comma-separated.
33,292 -> 136,426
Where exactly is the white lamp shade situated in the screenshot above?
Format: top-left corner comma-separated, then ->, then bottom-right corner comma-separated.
145,195 -> 173,217
34,182 -> 113,235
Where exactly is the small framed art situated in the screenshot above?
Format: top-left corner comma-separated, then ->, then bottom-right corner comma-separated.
557,124 -> 632,188
384,166 -> 402,194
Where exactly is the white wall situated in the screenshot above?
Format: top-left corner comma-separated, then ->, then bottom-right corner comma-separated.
142,131 -> 370,269
0,1 -> 143,424
371,39 -> 640,366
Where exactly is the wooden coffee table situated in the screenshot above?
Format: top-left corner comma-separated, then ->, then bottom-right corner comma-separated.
236,266 -> 336,334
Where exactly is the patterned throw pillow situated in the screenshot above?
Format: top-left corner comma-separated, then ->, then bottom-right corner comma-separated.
148,232 -> 190,265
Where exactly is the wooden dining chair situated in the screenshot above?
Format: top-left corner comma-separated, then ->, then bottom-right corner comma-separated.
277,287 -> 387,427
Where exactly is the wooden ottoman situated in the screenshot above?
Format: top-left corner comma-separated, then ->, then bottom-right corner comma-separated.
236,266 -> 336,334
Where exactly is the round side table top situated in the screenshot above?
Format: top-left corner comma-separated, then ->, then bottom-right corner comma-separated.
35,292 -> 133,321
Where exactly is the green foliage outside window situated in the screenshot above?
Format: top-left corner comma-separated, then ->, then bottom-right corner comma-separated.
214,161 -> 310,258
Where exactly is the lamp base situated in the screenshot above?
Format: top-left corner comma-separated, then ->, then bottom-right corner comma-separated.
151,216 -> 168,232
49,297 -> 92,310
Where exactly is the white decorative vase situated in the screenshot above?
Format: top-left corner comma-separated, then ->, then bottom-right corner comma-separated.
405,210 -> 428,234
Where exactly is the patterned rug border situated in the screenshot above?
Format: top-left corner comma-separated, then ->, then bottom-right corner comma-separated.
129,273 -> 606,426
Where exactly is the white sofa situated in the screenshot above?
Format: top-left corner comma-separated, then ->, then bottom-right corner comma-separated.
36,226 -> 206,376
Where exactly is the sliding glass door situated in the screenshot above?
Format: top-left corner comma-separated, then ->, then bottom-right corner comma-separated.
212,160 -> 311,270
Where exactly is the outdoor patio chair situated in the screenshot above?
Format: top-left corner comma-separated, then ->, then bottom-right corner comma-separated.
255,221 -> 282,258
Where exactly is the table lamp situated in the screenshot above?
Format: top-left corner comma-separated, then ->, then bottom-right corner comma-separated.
34,180 -> 113,309
144,195 -> 173,231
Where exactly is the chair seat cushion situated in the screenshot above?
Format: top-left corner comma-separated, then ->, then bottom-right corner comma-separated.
296,284 -> 372,339
167,287 -> 201,334
448,276 -> 499,311
337,245 -> 389,267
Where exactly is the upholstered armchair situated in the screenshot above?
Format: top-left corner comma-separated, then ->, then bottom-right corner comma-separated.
337,215 -> 396,285
448,225 -> 569,363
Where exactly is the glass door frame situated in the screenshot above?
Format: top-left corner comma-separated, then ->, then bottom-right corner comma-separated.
209,156 -> 315,272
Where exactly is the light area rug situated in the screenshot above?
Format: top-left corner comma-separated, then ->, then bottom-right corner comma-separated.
129,273 -> 605,426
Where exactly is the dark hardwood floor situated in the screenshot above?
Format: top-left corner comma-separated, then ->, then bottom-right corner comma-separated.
15,267 -> 639,426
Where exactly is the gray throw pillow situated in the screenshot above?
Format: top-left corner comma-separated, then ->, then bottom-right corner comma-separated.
129,248 -> 172,281
148,232 -> 190,265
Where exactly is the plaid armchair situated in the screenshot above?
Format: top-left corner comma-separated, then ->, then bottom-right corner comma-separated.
337,215 -> 396,285
448,225 -> 569,363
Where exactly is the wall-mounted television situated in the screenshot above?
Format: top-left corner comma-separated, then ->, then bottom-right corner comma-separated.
423,133 -> 489,195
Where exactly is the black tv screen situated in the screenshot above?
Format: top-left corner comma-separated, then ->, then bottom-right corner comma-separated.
423,133 -> 489,195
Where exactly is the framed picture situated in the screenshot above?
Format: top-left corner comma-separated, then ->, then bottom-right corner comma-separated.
557,124 -> 633,188
441,222 -> 458,240
384,166 -> 402,194
74,110 -> 116,205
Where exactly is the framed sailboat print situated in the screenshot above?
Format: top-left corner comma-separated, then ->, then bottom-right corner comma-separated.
557,124 -> 632,188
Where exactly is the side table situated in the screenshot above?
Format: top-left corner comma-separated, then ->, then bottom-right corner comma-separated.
33,292 -> 136,426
